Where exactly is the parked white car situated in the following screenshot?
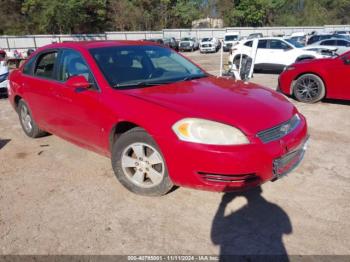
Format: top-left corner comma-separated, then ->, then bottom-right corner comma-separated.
229,37 -> 329,73
223,32 -> 240,52
309,38 -> 350,55
178,37 -> 199,52
199,37 -> 220,53
0,60 -> 9,96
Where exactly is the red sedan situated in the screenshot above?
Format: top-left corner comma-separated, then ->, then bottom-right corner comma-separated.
279,51 -> 350,103
8,41 -> 308,196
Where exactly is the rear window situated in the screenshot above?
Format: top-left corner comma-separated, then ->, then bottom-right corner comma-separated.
244,41 -> 253,47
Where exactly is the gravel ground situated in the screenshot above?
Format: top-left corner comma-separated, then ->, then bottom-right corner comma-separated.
0,50 -> 349,256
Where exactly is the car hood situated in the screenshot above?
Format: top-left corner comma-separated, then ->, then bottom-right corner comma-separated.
122,77 -> 296,136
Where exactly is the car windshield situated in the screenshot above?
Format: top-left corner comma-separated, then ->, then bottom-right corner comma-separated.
181,37 -> 192,41
202,38 -> 212,42
90,45 -> 206,89
286,39 -> 304,48
225,35 -> 238,41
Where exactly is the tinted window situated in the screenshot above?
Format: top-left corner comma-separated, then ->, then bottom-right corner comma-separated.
244,41 -> 253,47
258,40 -> 268,49
23,57 -> 36,75
321,40 -> 336,46
336,40 -> 350,46
34,52 -> 57,79
269,40 -> 290,49
225,35 -> 238,41
90,45 -> 206,88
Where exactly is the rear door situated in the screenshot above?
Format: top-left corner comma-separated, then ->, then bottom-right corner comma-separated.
254,39 -> 269,68
20,50 -> 59,131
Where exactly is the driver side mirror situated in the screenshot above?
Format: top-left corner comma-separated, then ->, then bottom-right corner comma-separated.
66,75 -> 90,91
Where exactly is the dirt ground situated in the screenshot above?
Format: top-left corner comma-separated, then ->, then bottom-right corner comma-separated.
0,51 -> 349,256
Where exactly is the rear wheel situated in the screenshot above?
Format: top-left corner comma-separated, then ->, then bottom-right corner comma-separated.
111,127 -> 173,196
18,100 -> 47,138
293,74 -> 325,103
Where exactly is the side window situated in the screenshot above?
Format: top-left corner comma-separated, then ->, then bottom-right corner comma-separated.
59,49 -> 97,89
23,57 -> 36,75
258,40 -> 267,49
269,40 -> 290,50
336,40 -> 349,46
244,41 -> 253,47
321,40 -> 336,46
34,52 -> 58,79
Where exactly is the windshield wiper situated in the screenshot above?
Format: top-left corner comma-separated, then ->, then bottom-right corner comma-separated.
113,81 -> 166,89
181,74 -> 207,82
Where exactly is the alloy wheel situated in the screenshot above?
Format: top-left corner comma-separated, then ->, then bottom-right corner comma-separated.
295,76 -> 321,102
20,105 -> 33,133
121,143 -> 165,188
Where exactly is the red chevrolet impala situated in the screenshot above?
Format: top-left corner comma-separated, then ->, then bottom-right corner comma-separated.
8,41 -> 308,196
279,51 -> 350,103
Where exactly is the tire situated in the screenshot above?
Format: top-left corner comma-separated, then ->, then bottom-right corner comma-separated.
111,127 -> 174,196
18,100 -> 47,138
240,57 -> 253,81
293,74 -> 325,103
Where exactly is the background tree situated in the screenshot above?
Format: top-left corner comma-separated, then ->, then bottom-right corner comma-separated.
0,0 -> 350,35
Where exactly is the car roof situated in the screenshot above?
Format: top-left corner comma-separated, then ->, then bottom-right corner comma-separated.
244,37 -> 286,41
313,38 -> 350,44
36,40 -> 161,52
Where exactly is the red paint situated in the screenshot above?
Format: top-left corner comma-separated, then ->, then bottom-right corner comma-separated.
9,41 -> 308,192
279,51 -> 350,100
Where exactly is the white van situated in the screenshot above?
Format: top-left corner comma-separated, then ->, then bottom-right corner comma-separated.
223,32 -> 240,52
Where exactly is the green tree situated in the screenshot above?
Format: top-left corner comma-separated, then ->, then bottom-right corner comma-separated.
21,0 -> 107,34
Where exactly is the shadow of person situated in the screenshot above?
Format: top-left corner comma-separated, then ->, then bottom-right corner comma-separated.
211,187 -> 292,261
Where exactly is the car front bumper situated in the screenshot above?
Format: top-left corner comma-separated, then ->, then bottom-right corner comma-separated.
200,47 -> 216,52
179,46 -> 194,51
156,114 -> 308,192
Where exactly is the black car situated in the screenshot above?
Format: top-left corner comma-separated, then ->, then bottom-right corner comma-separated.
147,38 -> 164,45
163,37 -> 178,50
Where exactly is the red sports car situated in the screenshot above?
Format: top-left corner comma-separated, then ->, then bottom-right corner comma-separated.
279,51 -> 350,103
8,41 -> 308,196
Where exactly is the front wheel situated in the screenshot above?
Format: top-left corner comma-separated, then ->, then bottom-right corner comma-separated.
111,127 -> 174,196
293,74 -> 325,103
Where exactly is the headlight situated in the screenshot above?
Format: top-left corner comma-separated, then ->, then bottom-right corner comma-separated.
172,118 -> 249,145
284,66 -> 295,71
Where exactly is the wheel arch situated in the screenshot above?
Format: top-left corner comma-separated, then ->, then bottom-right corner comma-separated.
295,55 -> 315,63
14,95 -> 23,112
109,121 -> 146,153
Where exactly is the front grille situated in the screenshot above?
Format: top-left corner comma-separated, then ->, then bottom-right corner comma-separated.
198,172 -> 259,183
257,114 -> 301,143
226,43 -> 233,48
180,42 -> 190,47
273,139 -> 308,178
202,44 -> 212,48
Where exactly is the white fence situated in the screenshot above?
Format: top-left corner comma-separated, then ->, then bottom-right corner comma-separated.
1,25 -> 350,51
